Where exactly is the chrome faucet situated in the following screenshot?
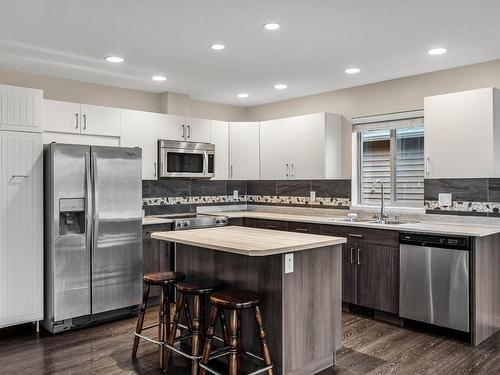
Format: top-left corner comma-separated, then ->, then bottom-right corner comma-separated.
370,179 -> 388,223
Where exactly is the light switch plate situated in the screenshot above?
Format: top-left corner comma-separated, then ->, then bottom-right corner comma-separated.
438,193 -> 452,207
285,253 -> 294,274
310,191 -> 316,202
233,190 -> 238,198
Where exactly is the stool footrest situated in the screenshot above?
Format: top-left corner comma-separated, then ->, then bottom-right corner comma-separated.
133,332 -> 162,346
200,348 -> 273,375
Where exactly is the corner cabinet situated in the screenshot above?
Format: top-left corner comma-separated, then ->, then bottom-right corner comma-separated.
0,131 -> 43,328
260,113 -> 342,179
0,84 -> 43,133
424,87 -> 500,178
120,109 -> 158,180
229,122 -> 260,180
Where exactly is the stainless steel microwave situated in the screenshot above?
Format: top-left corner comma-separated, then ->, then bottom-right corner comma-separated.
158,140 -> 215,178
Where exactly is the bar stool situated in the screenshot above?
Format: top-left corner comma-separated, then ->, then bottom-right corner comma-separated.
132,271 -> 186,371
200,290 -> 274,375
163,279 -> 226,374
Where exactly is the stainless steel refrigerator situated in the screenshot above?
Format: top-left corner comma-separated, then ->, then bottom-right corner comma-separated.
43,143 -> 143,333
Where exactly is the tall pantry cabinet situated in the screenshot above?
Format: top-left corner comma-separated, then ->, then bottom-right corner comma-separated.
0,84 -> 43,328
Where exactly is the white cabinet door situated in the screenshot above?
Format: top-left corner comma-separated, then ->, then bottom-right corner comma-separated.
157,114 -> 186,141
80,104 -> 121,137
44,99 -> 81,134
210,120 -> 229,180
121,109 -> 158,180
0,132 -> 43,328
186,117 -> 211,143
229,122 -> 260,180
424,88 -> 495,178
0,85 -> 43,133
260,118 -> 291,179
290,113 -> 326,179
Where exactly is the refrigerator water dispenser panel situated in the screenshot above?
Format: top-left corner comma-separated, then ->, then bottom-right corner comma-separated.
59,198 -> 85,235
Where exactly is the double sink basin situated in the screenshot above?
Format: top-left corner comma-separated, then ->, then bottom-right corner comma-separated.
330,217 -> 417,225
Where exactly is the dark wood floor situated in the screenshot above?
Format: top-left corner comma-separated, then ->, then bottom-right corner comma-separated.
1,310 -> 500,375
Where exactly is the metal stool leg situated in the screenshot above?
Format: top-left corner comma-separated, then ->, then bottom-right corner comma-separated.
132,283 -> 150,358
254,306 -> 273,375
199,305 -> 219,375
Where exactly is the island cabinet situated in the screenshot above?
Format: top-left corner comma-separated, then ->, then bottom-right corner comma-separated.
319,225 -> 400,314
142,224 -> 173,301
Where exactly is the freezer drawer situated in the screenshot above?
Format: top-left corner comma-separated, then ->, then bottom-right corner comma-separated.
399,244 -> 469,332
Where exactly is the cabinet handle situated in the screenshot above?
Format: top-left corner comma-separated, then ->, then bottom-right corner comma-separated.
291,163 -> 295,179
154,162 -> 157,178
285,163 -> 289,178
267,225 -> 278,230
350,247 -> 355,264
425,157 -> 430,177
83,114 -> 87,130
187,125 -> 191,138
357,248 -> 361,265
230,165 -> 234,178
348,233 -> 363,238
182,125 -> 185,138
295,228 -> 310,233
75,113 -> 79,129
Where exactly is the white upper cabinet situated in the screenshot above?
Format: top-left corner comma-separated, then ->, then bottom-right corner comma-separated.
157,114 -> 211,143
260,118 -> 291,179
186,117 -> 211,143
210,120 -> 229,180
424,87 -> 500,178
44,100 -> 121,137
80,104 -> 121,136
0,84 -> 43,133
229,122 -> 260,180
157,114 -> 186,141
120,109 -> 158,180
260,113 -> 342,180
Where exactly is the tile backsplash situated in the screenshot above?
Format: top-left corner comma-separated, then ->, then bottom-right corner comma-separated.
143,179 -> 351,215
424,178 -> 500,217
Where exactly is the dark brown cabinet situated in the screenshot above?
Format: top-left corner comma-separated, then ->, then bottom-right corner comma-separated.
288,221 -> 321,234
142,224 -> 173,299
320,225 -> 400,314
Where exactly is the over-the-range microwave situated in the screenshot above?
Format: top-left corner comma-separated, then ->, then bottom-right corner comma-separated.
158,140 -> 215,178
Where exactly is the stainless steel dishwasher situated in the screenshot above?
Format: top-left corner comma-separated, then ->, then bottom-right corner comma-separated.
399,232 -> 470,332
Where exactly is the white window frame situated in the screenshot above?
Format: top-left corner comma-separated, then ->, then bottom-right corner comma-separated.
351,110 -> 425,212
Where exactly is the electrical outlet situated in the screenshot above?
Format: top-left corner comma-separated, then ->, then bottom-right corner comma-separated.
233,190 -> 238,198
310,190 -> 316,202
438,193 -> 452,207
285,253 -> 294,274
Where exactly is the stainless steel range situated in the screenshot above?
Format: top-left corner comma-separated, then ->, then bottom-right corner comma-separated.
155,213 -> 229,230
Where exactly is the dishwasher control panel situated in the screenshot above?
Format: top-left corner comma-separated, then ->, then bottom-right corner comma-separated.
400,232 -> 470,250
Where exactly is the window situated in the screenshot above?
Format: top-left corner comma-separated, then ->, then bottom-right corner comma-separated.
354,111 -> 424,207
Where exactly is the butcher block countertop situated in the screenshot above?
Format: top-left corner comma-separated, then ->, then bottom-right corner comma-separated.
151,226 -> 346,256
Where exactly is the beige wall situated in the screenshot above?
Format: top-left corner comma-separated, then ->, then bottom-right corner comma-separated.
247,59 -> 500,177
0,68 -> 248,121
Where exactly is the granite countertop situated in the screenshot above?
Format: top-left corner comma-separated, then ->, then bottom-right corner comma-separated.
151,226 -> 346,256
202,210 -> 500,237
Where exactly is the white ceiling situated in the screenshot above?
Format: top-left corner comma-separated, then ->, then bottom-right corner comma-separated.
1,0 -> 500,106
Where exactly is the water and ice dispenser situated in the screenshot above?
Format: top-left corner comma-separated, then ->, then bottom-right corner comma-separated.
59,198 -> 86,235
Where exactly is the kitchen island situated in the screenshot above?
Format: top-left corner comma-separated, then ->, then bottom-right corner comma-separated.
152,226 -> 346,375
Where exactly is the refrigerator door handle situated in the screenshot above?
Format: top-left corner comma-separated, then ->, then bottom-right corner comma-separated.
91,152 -> 99,261
85,152 -> 93,259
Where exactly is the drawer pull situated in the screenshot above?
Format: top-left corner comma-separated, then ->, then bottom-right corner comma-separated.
357,248 -> 362,265
295,228 -> 310,233
350,247 -> 355,264
267,225 -> 278,230
349,233 -> 363,238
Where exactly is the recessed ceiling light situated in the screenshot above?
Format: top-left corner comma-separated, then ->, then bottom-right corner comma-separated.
106,56 -> 124,63
237,93 -> 249,98
428,47 -> 447,55
152,75 -> 167,82
345,68 -> 361,74
263,23 -> 280,31
274,83 -> 288,90
211,44 -> 226,50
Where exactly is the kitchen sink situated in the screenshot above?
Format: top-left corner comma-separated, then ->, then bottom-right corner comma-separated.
330,217 -> 377,223
330,217 -> 418,225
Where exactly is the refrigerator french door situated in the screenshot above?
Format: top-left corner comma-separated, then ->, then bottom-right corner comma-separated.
43,144 -> 143,333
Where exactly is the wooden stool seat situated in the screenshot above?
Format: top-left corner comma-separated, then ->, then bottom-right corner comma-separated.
176,279 -> 224,295
143,271 -> 185,286
210,290 -> 260,310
